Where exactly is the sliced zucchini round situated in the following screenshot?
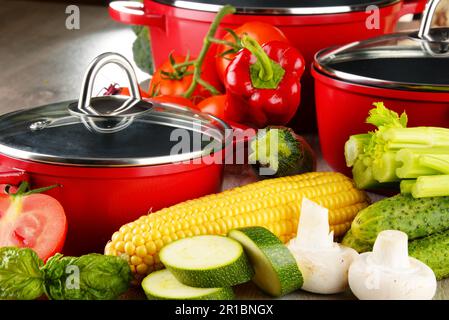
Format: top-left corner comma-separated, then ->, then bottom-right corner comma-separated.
159,235 -> 254,288
228,226 -> 303,297
142,269 -> 234,300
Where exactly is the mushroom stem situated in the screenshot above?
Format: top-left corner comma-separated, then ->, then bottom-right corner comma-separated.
294,197 -> 333,250
370,230 -> 410,269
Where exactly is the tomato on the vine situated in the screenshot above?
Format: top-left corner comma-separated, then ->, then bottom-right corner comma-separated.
149,52 -> 223,103
149,95 -> 196,110
117,86 -> 151,98
196,95 -> 227,119
215,22 -> 289,82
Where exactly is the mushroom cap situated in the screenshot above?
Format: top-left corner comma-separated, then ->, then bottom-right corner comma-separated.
348,253 -> 437,300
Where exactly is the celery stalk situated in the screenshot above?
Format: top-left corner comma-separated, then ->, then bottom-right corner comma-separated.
344,134 -> 371,167
396,149 -> 442,178
382,127 -> 449,148
352,157 -> 378,189
372,151 -> 399,183
412,175 -> 449,198
400,180 -> 416,194
419,155 -> 449,174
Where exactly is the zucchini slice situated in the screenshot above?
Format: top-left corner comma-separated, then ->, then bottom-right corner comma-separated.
228,227 -> 303,297
142,269 -> 234,300
159,235 -> 254,288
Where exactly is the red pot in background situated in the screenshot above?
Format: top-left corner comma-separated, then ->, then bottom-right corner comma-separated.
313,0 -> 449,175
109,0 -> 426,131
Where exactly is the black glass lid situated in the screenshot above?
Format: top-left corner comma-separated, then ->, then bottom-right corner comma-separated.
0,101 -> 228,166
314,0 -> 449,92
154,0 -> 398,14
0,53 -> 230,167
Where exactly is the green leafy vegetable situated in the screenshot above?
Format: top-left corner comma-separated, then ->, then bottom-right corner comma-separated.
132,26 -> 153,75
345,102 -> 449,195
43,253 -> 132,300
0,248 -> 132,300
0,247 -> 45,300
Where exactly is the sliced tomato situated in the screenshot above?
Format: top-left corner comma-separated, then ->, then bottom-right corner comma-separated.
0,185 -> 67,261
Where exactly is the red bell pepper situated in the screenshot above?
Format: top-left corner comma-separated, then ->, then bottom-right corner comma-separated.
224,36 -> 305,128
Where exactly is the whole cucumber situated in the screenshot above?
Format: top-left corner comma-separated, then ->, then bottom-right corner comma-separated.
409,230 -> 449,281
341,230 -> 373,253
351,194 -> 449,243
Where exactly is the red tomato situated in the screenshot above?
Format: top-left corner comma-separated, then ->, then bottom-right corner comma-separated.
196,95 -> 227,119
215,22 -> 289,82
0,185 -> 67,261
149,52 -> 223,103
118,86 -> 151,98
149,95 -> 196,110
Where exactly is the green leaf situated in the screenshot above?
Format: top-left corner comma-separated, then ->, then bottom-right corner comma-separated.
132,26 -> 153,75
0,247 -> 45,300
43,254 -> 132,300
366,102 -> 408,129
249,59 -> 285,89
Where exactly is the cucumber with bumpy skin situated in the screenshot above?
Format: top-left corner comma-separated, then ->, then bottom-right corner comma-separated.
228,227 -> 303,297
142,269 -> 234,300
409,229 -> 449,281
351,194 -> 449,244
341,230 -> 373,253
159,235 -> 254,288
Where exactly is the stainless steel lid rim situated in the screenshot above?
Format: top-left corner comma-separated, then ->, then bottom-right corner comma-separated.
314,0 -> 449,92
153,0 -> 400,15
312,64 -> 449,93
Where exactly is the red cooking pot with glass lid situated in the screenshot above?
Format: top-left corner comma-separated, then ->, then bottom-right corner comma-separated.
109,0 -> 426,131
313,0 -> 449,176
0,52 -> 233,255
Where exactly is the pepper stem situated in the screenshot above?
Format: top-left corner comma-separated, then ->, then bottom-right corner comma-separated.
241,35 -> 273,81
183,5 -> 236,98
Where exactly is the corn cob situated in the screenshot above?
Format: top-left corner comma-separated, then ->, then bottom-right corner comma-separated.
104,172 -> 369,280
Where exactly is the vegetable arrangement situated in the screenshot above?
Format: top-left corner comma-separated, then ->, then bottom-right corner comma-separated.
116,5 -> 305,128
104,172 -> 369,281
0,247 -> 132,300
345,102 -> 449,197
143,228 -> 303,299
342,194 -> 449,281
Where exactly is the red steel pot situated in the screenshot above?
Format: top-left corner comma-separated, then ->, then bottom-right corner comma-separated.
108,0 -> 426,131
313,0 -> 449,176
0,53 -> 237,256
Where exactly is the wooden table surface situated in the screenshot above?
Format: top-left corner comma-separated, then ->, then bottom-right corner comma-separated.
1,0 -> 449,300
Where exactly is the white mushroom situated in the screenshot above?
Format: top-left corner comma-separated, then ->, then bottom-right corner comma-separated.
348,230 -> 437,300
287,198 -> 359,294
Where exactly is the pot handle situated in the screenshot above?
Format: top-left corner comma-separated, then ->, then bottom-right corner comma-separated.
109,1 -> 165,29
399,0 -> 427,16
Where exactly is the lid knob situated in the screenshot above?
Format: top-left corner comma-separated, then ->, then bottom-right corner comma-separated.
69,52 -> 152,133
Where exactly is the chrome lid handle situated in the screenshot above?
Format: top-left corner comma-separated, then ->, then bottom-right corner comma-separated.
77,52 -> 142,115
418,0 -> 443,41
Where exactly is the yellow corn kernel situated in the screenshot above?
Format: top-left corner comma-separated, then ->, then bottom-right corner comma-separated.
124,242 -> 135,256
135,245 -> 147,258
130,255 -> 142,266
